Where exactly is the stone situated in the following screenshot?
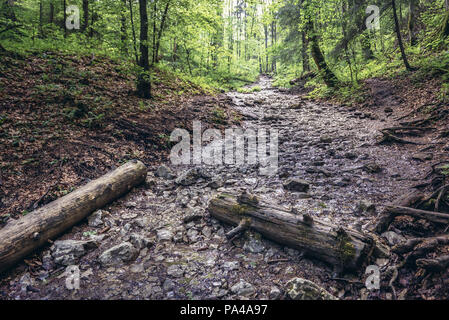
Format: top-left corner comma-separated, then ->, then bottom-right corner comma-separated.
98,242 -> 138,266
269,286 -> 282,300
283,178 -> 310,192
88,210 -> 105,227
51,240 -> 98,266
363,162 -> 382,174
357,200 -> 376,213
319,135 -> 332,143
166,265 -> 184,278
411,153 -> 433,162
155,165 -> 175,179
286,277 -> 337,300
243,238 -> 265,253
186,228 -> 200,243
157,228 -> 174,241
163,279 -> 175,291
231,279 -> 255,297
207,178 -> 224,189
130,233 -> 153,250
223,261 -> 239,271
175,168 -> 210,186
381,231 -> 405,246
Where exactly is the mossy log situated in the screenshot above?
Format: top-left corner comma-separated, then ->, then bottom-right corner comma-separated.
0,160 -> 147,274
208,193 -> 377,271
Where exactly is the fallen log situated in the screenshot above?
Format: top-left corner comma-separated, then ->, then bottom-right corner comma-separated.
208,192 -> 379,271
0,160 -> 147,274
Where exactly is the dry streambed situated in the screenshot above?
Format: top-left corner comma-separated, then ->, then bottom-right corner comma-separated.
0,77 -> 438,300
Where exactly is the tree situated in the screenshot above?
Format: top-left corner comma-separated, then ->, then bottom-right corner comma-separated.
82,0 -> 89,33
392,0 -> 412,71
305,2 -> 338,87
137,0 -> 151,98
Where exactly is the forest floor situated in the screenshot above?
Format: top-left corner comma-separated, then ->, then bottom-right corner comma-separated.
1,52 -> 449,300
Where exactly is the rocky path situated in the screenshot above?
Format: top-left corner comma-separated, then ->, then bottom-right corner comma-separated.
0,77 -> 433,300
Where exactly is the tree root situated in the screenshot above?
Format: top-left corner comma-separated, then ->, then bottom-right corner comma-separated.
416,255 -> 449,272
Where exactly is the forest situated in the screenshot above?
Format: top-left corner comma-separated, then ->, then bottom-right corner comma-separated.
0,0 -> 449,302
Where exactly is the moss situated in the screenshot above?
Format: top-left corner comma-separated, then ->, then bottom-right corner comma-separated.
336,229 -> 356,266
231,203 -> 252,215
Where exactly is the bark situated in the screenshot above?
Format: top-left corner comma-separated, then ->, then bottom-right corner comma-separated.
82,0 -> 89,33
137,0 -> 151,98
208,192 -> 378,271
63,0 -> 67,38
129,0 -> 139,65
49,2 -> 54,25
0,160 -> 147,274
120,0 -> 127,54
307,19 -> 338,87
408,0 -> 417,45
392,0 -> 412,71
154,0 -> 171,65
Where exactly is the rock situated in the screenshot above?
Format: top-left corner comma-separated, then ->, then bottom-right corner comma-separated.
357,200 -> 376,213
186,228 -> 200,243
130,263 -> 145,273
129,233 -> 153,250
283,178 -> 310,192
88,210 -> 105,227
99,242 -> 138,266
384,107 -> 393,113
344,152 -> 357,160
381,231 -> 405,246
207,178 -> 224,189
319,135 -> 332,143
202,226 -> 212,238
157,228 -> 174,241
286,277 -> 337,300
243,238 -> 265,253
166,265 -> 184,278
269,286 -> 282,300
163,279 -> 175,291
223,261 -> 239,271
363,162 -> 382,174
411,153 -> 433,162
183,212 -> 203,223
175,168 -> 210,186
155,165 -> 175,179
51,240 -> 98,266
231,279 -> 255,297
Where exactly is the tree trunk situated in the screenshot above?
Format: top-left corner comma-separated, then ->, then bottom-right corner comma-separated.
49,2 -> 54,25
137,0 -> 151,98
154,0 -> 171,65
392,0 -> 412,71
82,0 -> 89,33
301,31 -> 309,74
129,0 -> 139,65
120,0 -> 127,54
307,19 -> 338,87
208,193 -> 380,271
408,0 -> 417,45
63,0 -> 67,38
0,160 -> 147,274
